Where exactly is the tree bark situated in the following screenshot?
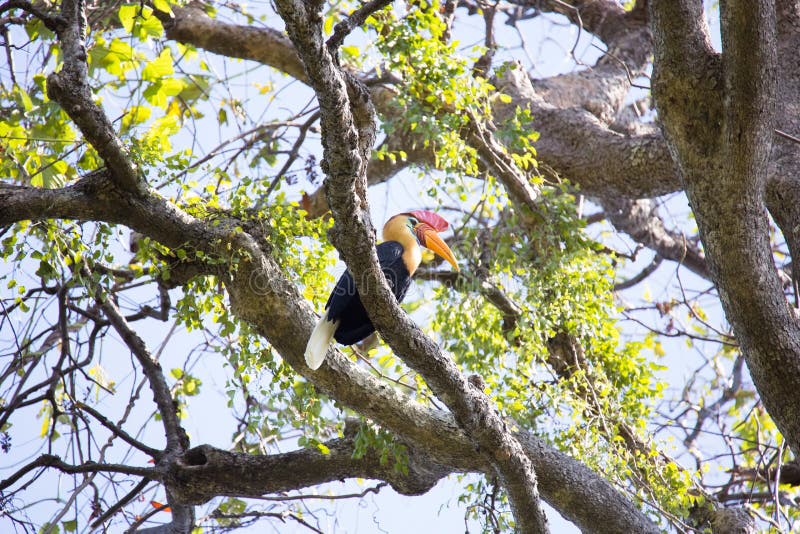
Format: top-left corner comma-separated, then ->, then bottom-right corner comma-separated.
652,0 -> 800,457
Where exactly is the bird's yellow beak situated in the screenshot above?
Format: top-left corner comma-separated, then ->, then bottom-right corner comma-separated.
417,224 -> 459,272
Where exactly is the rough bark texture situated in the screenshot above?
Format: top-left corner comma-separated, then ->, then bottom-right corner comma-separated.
0,173 -> 660,533
651,0 -> 800,461
46,0 -> 142,193
165,429 -> 451,504
273,0 -> 551,530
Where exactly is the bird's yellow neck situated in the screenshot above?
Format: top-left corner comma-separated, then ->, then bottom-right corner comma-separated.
383,216 -> 422,275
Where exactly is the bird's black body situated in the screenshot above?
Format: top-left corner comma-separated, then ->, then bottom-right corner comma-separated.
326,241 -> 412,345
304,210 -> 457,370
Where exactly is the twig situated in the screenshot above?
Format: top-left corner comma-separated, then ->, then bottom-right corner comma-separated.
73,402 -> 161,458
90,477 -> 152,530
326,0 -> 393,52
264,111 -> 321,198
0,454 -> 156,492
98,290 -> 188,452
252,482 -> 388,501
0,0 -> 60,31
775,129 -> 800,145
615,255 -> 663,290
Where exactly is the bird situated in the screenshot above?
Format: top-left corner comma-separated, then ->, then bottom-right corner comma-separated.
304,210 -> 459,370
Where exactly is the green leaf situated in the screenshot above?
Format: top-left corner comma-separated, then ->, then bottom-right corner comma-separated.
159,77 -> 186,97
122,105 -> 152,129
178,74 -> 210,102
153,0 -> 173,15
142,48 -> 174,81
17,86 -> 34,112
324,15 -> 335,35
89,38 -> 138,77
137,8 -> 164,39
341,45 -> 360,58
118,5 -> 137,33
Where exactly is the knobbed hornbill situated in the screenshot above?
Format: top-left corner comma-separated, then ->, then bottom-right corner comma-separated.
304,210 -> 459,370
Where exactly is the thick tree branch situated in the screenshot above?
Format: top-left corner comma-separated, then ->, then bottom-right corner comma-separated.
720,1 -> 776,160
652,0 -> 800,457
45,0 -> 141,193
273,2 -> 553,530
8,2 -> 787,530
766,2 -> 800,300
650,0 -> 715,63
0,168 -> 659,533
493,64 -> 680,198
649,0 -> 722,174
157,5 -> 682,205
165,431 -> 450,505
160,4 -> 306,83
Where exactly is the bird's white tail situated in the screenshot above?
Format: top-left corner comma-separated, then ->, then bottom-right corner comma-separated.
304,311 -> 339,370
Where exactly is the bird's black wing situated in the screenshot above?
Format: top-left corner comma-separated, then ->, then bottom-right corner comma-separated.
326,242 -> 411,346
325,267 -> 358,321
377,241 -> 412,302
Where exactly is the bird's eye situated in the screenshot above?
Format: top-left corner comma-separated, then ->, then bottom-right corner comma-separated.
408,217 -> 418,226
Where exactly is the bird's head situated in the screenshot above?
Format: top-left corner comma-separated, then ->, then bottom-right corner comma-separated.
384,210 -> 459,271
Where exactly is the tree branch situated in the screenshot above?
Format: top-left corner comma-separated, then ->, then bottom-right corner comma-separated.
90,477 -> 152,529
74,401 -> 161,459
0,0 -> 60,31
160,4 -> 306,83
0,454 -> 156,492
652,0 -> 800,457
493,63 -> 680,198
157,5 -> 683,205
0,153 -> 659,534
45,0 -> 141,192
614,254 -> 662,291
326,0 -> 393,52
98,289 -> 188,453
274,2 -> 555,531
164,432 -> 449,505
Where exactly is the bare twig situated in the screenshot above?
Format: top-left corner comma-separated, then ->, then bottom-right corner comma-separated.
0,454 -> 156,492
73,402 -> 161,458
98,293 -> 188,453
90,478 -> 153,530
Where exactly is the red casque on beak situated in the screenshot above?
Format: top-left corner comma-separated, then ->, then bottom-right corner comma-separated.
405,210 -> 450,232
403,210 -> 459,271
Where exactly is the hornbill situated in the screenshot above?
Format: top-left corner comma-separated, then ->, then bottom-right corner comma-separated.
304,210 -> 459,370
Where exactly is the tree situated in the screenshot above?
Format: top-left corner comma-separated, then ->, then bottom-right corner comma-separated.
1,0 -> 798,532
